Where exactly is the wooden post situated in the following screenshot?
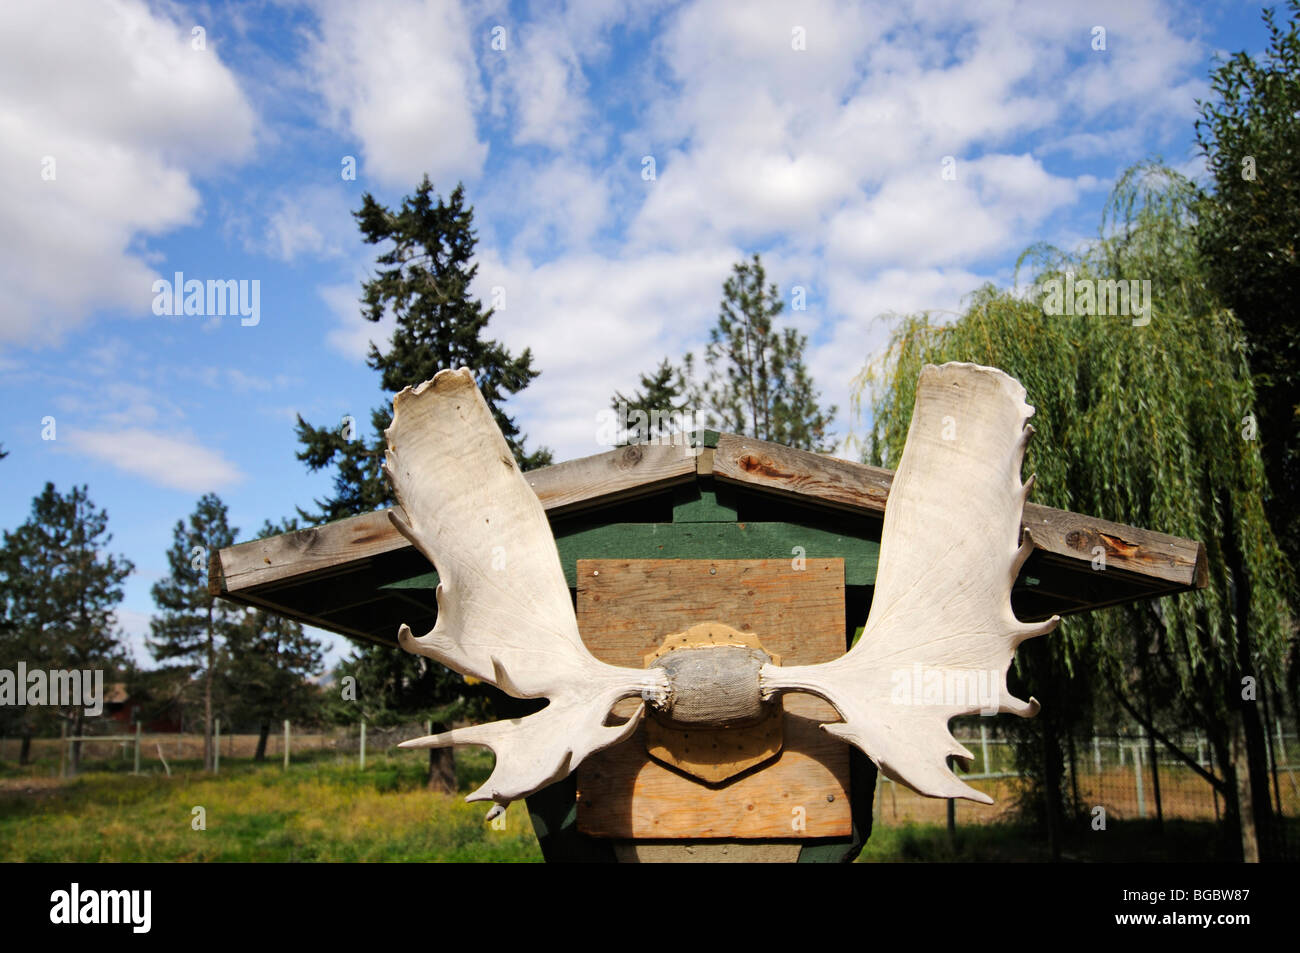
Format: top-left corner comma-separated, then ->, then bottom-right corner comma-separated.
1144,727 -> 1163,830
283,720 -> 290,770
214,718 -> 221,774
946,756 -> 956,842
133,721 -> 141,775
359,720 -> 366,771
1134,741 -> 1146,819
59,720 -> 67,778
980,724 -> 990,774
1209,739 -> 1221,822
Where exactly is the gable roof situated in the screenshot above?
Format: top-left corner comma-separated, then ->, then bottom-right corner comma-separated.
211,432 -> 1207,646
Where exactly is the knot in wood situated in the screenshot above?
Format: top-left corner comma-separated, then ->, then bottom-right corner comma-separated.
657,646 -> 771,726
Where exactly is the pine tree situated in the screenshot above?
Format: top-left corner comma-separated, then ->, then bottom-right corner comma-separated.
148,494 -> 239,772
296,176 -> 551,523
610,358 -> 693,443
0,484 -> 132,768
697,254 -> 836,451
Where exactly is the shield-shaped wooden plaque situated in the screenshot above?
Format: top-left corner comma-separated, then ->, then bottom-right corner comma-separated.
574,557 -> 851,840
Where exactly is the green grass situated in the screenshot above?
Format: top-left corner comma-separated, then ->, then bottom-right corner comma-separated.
0,748 -> 542,862
857,817 -> 1296,862
3,748 -> 1288,862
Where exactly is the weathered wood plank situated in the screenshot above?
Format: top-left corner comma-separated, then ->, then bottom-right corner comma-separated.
1020,504 -> 1208,588
574,558 -> 851,839
524,442 -> 697,516
216,442 -> 696,596
215,430 -> 1205,612
710,433 -> 1206,589
711,433 -> 894,514
212,508 -> 407,595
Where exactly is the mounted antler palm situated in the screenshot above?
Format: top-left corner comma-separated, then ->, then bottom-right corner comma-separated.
384,369 -> 669,819
760,362 -> 1059,801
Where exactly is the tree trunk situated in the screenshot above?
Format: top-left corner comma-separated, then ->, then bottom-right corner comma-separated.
19,733 -> 31,765
254,721 -> 269,762
1041,724 -> 1063,861
1066,729 -> 1080,813
70,710 -> 83,775
1230,716 -> 1259,863
427,720 -> 456,792
1224,519 -> 1276,861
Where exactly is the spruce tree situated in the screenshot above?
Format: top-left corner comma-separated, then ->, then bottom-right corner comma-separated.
0,484 -> 132,769
148,494 -> 239,772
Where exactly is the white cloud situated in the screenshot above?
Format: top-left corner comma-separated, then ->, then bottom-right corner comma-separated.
256,185 -> 356,262
472,246 -> 738,457
825,155 -> 1087,270
64,427 -> 245,492
321,280 -> 393,362
114,607 -> 154,666
304,0 -> 488,188
480,156 -> 613,255
302,0 -> 1212,467
0,0 -> 256,347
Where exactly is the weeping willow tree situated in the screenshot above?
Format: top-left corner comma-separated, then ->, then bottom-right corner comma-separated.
854,163 -> 1293,861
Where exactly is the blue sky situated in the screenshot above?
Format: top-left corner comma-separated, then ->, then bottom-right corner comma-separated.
0,0 -> 1274,669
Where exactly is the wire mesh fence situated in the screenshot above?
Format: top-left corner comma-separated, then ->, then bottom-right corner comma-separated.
869,728 -> 1300,829
0,720 -> 439,775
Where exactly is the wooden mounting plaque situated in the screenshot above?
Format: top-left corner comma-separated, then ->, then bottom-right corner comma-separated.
575,558 -> 851,839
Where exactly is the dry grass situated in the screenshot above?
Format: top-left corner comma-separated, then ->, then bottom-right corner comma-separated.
0,750 -> 541,862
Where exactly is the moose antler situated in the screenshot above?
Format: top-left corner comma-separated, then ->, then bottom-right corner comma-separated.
384,368 -> 669,818
385,361 -> 1058,814
760,362 -> 1059,802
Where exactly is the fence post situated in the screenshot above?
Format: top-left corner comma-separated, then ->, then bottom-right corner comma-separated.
283,719 -> 290,770
1093,735 -> 1101,773
1133,741 -> 1146,819
1279,721 -> 1287,766
59,720 -> 67,778
980,725 -> 990,774
214,718 -> 221,774
359,720 -> 366,771
133,721 -> 141,775
946,756 -> 956,842
1196,729 -> 1205,766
